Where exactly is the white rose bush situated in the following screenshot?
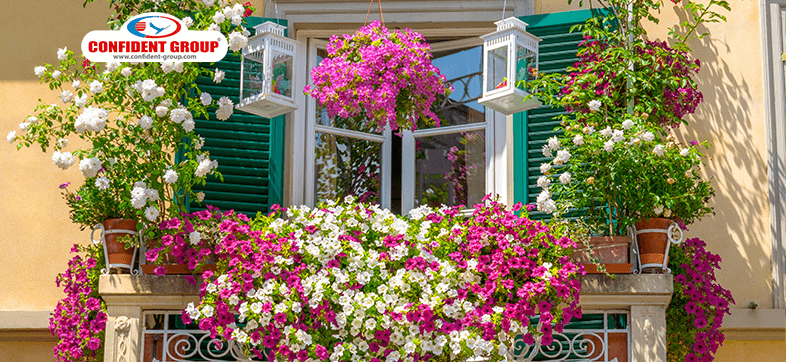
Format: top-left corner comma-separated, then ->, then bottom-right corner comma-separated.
8,0 -> 257,230
148,197 -> 584,362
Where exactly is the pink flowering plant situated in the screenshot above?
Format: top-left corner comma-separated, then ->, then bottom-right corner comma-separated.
667,238 -> 734,362
304,21 -> 452,131
6,0 -> 262,233
49,244 -> 108,362
157,196 -> 583,362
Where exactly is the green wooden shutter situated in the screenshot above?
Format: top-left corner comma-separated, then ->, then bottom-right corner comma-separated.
190,17 -> 286,215
513,9 -> 605,218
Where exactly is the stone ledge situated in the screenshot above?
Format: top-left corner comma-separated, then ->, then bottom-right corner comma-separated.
720,308 -> 785,340
0,311 -> 52,330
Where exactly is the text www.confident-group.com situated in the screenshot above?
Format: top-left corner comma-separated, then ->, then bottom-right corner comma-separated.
112,54 -> 197,61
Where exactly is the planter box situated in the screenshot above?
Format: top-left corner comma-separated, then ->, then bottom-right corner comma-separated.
571,236 -> 631,274
140,264 -> 216,275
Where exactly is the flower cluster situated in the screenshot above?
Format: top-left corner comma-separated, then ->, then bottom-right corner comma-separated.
50,246 -> 107,362
304,21 -> 452,131
149,197 -> 584,362
667,238 -> 734,362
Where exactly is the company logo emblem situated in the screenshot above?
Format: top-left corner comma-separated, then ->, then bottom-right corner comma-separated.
82,12 -> 228,63
127,15 -> 182,38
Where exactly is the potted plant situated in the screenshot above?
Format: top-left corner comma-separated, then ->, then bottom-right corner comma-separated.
526,0 -> 726,273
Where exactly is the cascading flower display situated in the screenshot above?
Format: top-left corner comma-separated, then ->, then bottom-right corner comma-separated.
667,237 -> 734,362
50,245 -> 107,362
148,197 -> 584,362
304,21 -> 452,131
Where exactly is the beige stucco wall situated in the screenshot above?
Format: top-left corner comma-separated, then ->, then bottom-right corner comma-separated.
535,1 -> 775,309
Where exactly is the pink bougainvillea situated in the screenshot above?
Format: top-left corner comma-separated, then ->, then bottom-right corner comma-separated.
304,21 -> 452,131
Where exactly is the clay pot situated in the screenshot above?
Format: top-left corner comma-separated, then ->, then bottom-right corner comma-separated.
634,217 -> 677,273
97,218 -> 137,267
571,236 -> 631,264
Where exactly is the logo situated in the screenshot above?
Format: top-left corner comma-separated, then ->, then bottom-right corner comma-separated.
82,12 -> 228,63
127,15 -> 182,38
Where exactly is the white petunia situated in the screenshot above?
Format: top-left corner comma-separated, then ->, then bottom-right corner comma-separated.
138,115 -> 153,130
60,90 -> 73,103
7,131 -> 16,143
213,69 -> 225,83
57,47 -> 68,60
228,31 -> 248,51
182,16 -> 194,28
603,140 -> 614,152
121,67 -> 132,77
164,169 -> 178,184
95,176 -> 110,190
588,99 -> 602,111
145,206 -> 160,221
537,176 -> 550,189
34,66 -> 46,78
653,144 -> 665,156
680,148 -> 690,157
573,134 -> 584,145
89,80 -> 102,94
622,119 -> 634,129
200,92 -> 212,106
189,231 -> 201,245
52,151 -> 76,170
559,172 -> 571,185
52,70 -> 61,79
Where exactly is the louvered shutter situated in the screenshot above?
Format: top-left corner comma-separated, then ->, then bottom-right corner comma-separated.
513,9 -> 605,218
190,17 -> 286,215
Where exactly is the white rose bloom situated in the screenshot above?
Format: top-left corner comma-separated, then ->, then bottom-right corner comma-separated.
57,47 -> 68,60
556,149 -> 571,163
541,144 -> 552,158
203,0 -> 215,5
174,61 -> 184,73
663,209 -> 672,218
182,16 -> 194,28
642,131 -> 655,142
653,205 -> 664,215
60,90 -> 74,103
71,80 -> 81,89
19,122 -> 29,131
536,176 -> 550,189
105,62 -> 120,72
213,69 -> 225,83
680,148 -> 690,157
622,119 -> 634,129
134,181 -> 147,189
611,129 -> 624,143
603,140 -> 614,152
588,99 -> 602,111
121,67 -> 132,77
155,106 -> 169,118
145,188 -> 160,202
242,27 -> 250,37
538,198 -> 557,214
52,70 -> 61,79
195,155 -> 218,177
89,80 -> 102,94
57,138 -> 68,148
74,107 -> 108,133
52,151 -> 76,170
231,15 -> 243,26
540,163 -> 552,174
600,126 -> 612,137
74,94 -> 88,108
189,231 -> 201,245
559,172 -> 571,185
164,169 -> 178,184
79,157 -> 102,178
547,136 -> 560,151
213,11 -> 225,23
7,131 -> 16,144
27,116 -> 38,124
573,134 -> 584,145
228,31 -> 248,51
170,107 -> 189,124
145,206 -> 159,221
130,186 -> 147,209
196,191 -> 205,202
161,61 -> 175,74
653,144 -> 665,156
138,115 -> 153,130
95,176 -> 110,190
34,66 -> 46,78
200,92 -> 212,106
216,97 -> 234,120
183,119 -> 195,132
208,23 -> 220,32
194,136 -> 205,150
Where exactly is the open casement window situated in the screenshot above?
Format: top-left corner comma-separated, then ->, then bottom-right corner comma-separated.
188,17 -> 286,215
520,311 -> 630,362
305,36 -> 505,214
513,9 -> 605,219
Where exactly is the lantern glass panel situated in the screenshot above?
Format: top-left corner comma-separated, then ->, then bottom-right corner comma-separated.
516,44 -> 536,91
242,49 -> 265,100
486,45 -> 509,93
271,50 -> 293,98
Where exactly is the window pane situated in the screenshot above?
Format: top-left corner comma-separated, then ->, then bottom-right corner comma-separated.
427,46 -> 485,129
415,130 -> 485,209
486,45 -> 509,92
315,132 -> 382,204
272,51 -> 293,97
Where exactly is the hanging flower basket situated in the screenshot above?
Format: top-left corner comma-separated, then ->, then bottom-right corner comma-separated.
303,20 -> 452,131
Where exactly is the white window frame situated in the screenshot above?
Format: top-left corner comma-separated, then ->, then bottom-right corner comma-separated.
295,31 -> 510,214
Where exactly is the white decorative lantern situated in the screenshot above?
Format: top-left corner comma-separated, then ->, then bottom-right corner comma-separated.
479,17 -> 542,114
237,22 -> 298,118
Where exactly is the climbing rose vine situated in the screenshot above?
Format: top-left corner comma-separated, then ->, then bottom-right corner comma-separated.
304,21 -> 452,131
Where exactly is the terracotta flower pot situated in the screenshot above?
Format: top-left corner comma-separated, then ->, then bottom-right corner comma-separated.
634,217 -> 681,273
571,236 -> 631,264
96,218 -> 137,267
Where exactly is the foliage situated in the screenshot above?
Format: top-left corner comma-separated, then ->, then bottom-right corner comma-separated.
7,0 -> 263,234
49,244 -> 107,362
147,197 -> 584,362
59,181 -> 126,230
304,21 -> 452,132
527,0 -> 728,235
667,237 -> 733,362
